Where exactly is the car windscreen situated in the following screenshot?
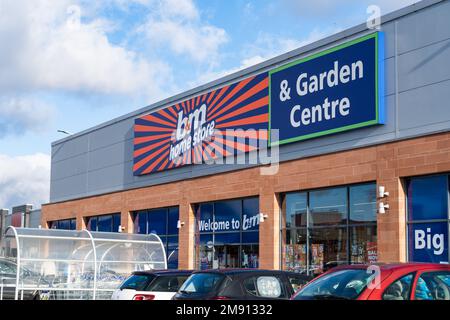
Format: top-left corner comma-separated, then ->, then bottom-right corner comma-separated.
146,275 -> 190,292
179,273 -> 225,294
293,269 -> 376,300
120,274 -> 155,291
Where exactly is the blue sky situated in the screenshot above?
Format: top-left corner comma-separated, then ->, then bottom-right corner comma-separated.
0,0 -> 419,209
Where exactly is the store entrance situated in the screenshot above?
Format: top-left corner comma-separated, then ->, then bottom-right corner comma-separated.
215,245 -> 239,269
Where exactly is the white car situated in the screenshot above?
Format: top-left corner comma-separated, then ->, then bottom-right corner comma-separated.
111,270 -> 192,300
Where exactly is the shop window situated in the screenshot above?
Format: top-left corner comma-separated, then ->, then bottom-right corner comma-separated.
350,184 -> 377,224
407,175 -> 448,221
87,213 -> 121,232
350,225 -> 377,264
310,187 -> 347,226
284,228 -> 307,273
132,206 -> 179,269
284,192 -> 307,228
194,197 -> 260,269
282,183 -> 377,276
406,175 -> 450,264
50,218 -> 77,230
310,228 -> 348,274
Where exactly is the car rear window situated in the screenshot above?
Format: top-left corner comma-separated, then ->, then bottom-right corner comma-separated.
146,275 -> 190,292
179,273 -> 225,294
120,274 -> 155,291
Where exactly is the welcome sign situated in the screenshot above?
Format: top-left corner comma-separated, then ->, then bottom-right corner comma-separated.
269,32 -> 385,145
133,32 -> 385,176
133,73 -> 269,175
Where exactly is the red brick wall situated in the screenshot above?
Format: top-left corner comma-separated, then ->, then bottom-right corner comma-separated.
42,132 -> 450,269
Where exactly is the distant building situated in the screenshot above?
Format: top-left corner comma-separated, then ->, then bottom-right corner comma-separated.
0,205 -> 42,245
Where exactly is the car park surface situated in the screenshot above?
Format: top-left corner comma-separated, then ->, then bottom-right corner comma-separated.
172,269 -> 313,300
291,263 -> 450,300
111,270 -> 193,300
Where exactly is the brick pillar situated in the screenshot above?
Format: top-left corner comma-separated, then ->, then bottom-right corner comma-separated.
76,215 -> 86,230
178,200 -> 195,269
121,210 -> 133,233
259,176 -> 281,270
376,145 -> 407,263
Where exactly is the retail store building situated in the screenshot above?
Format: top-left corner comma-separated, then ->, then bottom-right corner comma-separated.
43,0 -> 450,273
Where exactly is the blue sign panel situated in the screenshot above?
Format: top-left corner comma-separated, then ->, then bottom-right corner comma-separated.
269,32 -> 385,145
409,222 -> 449,264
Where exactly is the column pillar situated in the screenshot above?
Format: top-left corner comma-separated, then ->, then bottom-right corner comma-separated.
178,200 -> 195,269
376,146 -> 407,263
259,176 -> 281,269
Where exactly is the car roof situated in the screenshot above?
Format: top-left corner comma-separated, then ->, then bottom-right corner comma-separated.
132,269 -> 194,276
327,262 -> 450,272
192,269 -> 306,276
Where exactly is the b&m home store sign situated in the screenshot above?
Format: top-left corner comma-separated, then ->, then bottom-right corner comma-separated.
133,32 -> 385,176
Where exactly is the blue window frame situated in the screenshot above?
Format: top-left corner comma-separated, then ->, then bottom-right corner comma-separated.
406,174 -> 450,264
87,213 -> 121,232
133,206 -> 179,269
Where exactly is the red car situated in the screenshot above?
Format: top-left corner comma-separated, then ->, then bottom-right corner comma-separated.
291,263 -> 450,300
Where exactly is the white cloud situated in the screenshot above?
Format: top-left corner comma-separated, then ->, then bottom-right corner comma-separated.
0,0 -> 172,98
0,97 -> 56,138
139,0 -> 228,65
0,153 -> 50,210
192,27 -> 341,86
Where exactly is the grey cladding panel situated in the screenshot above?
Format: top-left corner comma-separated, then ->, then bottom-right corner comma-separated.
51,153 -> 88,181
398,79 -> 450,131
52,134 -> 89,162
397,1 -> 450,54
398,38 -> 450,93
88,141 -> 134,172
89,118 -> 135,151
50,174 -> 87,201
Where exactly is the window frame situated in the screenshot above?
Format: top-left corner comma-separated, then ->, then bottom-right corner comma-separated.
281,182 -> 378,275
132,206 -> 180,269
405,174 -> 450,264
412,270 -> 450,300
86,213 -> 121,232
194,196 -> 260,269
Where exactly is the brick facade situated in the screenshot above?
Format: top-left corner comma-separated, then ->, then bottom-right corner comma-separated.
42,132 -> 450,269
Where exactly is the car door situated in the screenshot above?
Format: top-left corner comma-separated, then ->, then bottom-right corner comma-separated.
411,270 -> 450,300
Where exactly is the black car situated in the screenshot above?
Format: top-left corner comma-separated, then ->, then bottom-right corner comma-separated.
0,258 -> 50,300
172,269 -> 313,300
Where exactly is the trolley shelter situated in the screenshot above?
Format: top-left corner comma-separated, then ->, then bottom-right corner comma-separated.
0,227 -> 167,300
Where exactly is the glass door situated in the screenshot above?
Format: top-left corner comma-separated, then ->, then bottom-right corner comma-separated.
214,245 -> 240,269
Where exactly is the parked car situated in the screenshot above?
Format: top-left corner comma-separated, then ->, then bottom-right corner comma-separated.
111,270 -> 193,300
0,258 -> 50,300
291,263 -> 450,300
172,269 -> 313,300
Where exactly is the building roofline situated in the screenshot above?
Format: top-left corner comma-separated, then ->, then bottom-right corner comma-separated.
52,0 -> 445,147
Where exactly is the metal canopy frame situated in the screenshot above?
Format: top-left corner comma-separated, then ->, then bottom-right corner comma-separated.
1,227 -> 167,300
